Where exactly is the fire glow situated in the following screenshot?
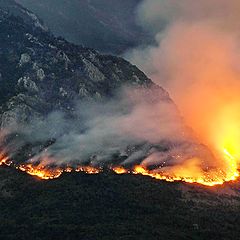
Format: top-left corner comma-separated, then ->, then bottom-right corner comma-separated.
0,158 -> 101,180
0,149 -> 238,186
0,89 -> 239,187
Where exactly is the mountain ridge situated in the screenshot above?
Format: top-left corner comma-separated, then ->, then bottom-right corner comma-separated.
0,0 -> 169,129
15,0 -> 151,54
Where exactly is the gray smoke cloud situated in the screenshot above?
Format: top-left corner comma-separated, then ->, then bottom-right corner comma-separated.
1,85 -> 214,170
136,0 -> 240,32
127,0 -> 240,73
123,0 -> 240,175
3,1 -> 234,174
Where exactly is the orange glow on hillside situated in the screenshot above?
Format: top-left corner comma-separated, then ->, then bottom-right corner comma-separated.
0,153 -> 238,186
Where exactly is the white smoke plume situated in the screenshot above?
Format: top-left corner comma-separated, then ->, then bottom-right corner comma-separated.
1,86 -> 213,170
126,0 -> 240,167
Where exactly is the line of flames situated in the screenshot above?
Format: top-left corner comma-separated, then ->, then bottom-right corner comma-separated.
0,153 -> 239,187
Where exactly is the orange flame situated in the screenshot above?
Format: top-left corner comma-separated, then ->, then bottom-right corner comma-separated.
0,146 -> 239,186
17,164 -> 63,180
14,164 -> 101,180
112,166 -> 129,174
0,153 -> 11,167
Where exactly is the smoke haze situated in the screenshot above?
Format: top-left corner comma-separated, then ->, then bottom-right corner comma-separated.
127,0 -> 240,169
1,0 -> 239,183
1,85 -> 215,174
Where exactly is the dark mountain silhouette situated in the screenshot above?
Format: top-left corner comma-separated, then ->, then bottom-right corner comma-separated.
16,0 -> 151,54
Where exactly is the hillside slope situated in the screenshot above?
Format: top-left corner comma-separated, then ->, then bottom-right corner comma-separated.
0,0 -> 167,129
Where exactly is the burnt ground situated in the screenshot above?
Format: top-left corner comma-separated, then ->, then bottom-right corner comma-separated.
0,166 -> 239,240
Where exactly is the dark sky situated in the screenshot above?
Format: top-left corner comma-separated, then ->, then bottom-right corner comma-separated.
16,0 -> 149,54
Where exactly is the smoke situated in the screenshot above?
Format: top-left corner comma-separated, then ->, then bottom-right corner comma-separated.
1,85 -> 214,173
136,0 -> 240,31
1,1 -> 239,182
126,0 -> 240,170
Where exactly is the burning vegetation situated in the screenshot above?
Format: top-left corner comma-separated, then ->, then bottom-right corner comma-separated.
2,0 -> 240,188
0,148 -> 238,186
0,88 -> 239,187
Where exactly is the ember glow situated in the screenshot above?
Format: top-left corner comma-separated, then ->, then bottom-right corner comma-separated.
0,150 -> 11,167
0,156 -> 101,180
17,164 -> 63,180
0,151 -> 238,186
1,87 -> 239,186
0,101 -> 239,186
16,164 -> 101,179
125,0 -> 240,187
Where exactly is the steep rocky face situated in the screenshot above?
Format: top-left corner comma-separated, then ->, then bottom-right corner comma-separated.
16,0 -> 151,54
0,1 -> 170,128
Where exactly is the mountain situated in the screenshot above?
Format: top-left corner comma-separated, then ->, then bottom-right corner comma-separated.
0,2 -> 239,240
0,0 -> 167,129
15,0 -> 151,54
0,0 -> 175,168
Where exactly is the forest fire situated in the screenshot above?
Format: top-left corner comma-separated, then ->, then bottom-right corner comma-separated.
0,100 -> 239,187
0,153 -> 10,167
17,164 -> 63,180
0,153 -> 101,179
15,164 -> 101,180
0,157 -> 8,166
0,151 -> 239,186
